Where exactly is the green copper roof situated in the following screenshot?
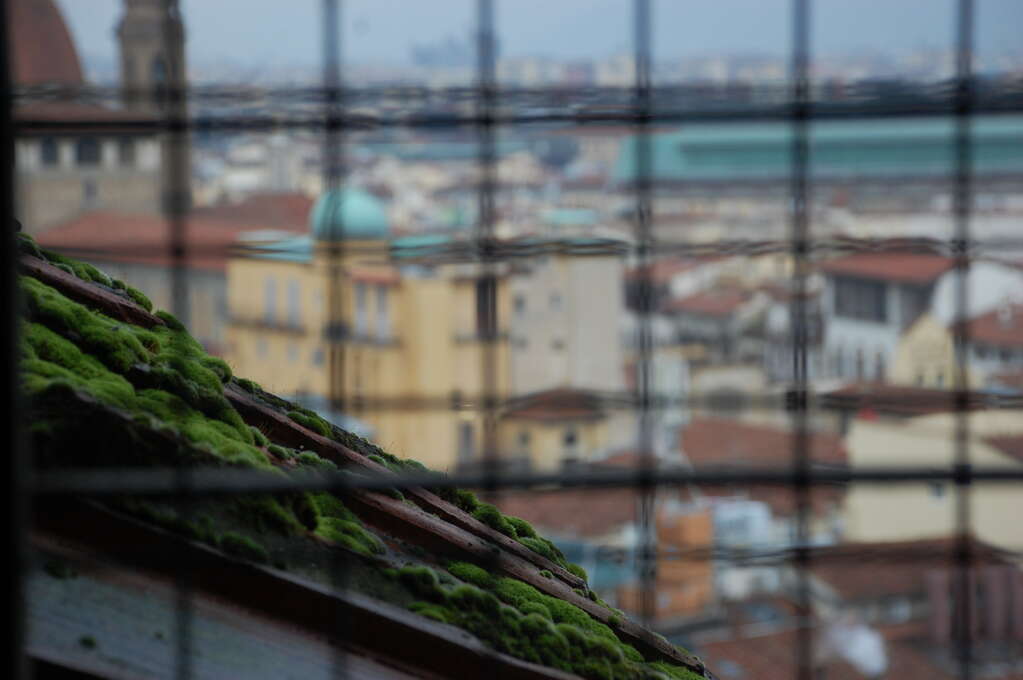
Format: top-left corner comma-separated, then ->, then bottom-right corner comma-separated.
310,188 -> 390,241
614,114 -> 1023,183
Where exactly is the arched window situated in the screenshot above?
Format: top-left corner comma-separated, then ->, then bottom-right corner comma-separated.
75,138 -> 101,166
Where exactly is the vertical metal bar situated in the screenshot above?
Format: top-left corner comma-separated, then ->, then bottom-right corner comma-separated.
159,3 -> 193,678
952,1 -> 975,678
1,0 -> 28,676
475,0 -> 499,497
320,3 -> 352,678
632,0 -> 656,626
788,0 -> 812,678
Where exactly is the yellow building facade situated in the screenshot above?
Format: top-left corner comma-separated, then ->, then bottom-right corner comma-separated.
225,188 -> 606,471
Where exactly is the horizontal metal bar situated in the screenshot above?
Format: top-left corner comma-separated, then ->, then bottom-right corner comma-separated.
31,463 -> 1023,498
14,97 -> 1023,134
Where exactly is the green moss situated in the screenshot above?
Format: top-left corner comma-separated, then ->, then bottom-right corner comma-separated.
250,426 -> 270,448
287,410 -> 331,437
473,502 -> 517,538
397,565 -> 447,601
295,451 -> 338,471
124,285 -> 153,312
540,569 -> 553,579
648,661 -> 705,680
401,567 -> 701,680
79,635 -> 97,650
220,532 -> 268,563
235,377 -> 262,394
506,516 -> 537,539
266,443 -> 294,460
230,496 -> 305,536
314,517 -> 383,555
567,563 -> 589,581
447,561 -> 494,589
409,601 -> 452,624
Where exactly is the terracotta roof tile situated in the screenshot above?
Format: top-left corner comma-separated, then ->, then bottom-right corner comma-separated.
818,253 -> 955,284
37,211 -> 306,272
191,193 -> 314,230
662,288 -> 750,317
8,0 -> 83,86
496,487 -> 640,538
679,418 -> 847,467
962,304 -> 1023,348
502,388 -> 606,422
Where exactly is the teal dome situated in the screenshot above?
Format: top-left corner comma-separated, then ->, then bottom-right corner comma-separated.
310,188 -> 389,241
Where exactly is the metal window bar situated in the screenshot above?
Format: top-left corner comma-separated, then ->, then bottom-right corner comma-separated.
6,0 -> 1022,678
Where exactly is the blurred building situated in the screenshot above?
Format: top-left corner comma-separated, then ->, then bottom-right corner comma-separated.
9,0 -> 179,233
225,189 -> 628,471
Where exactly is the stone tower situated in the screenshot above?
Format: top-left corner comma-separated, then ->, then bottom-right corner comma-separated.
117,0 -> 190,213
117,0 -> 186,111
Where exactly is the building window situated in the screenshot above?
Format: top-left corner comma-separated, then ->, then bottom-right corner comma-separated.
833,276 -> 887,323
82,179 -> 98,208
458,422 -> 475,463
376,285 -> 390,340
563,427 -> 578,454
263,277 -> 277,324
514,294 -> 526,315
354,282 -> 368,336
40,137 -> 59,167
256,338 -> 269,358
312,347 -> 325,366
875,351 -> 886,381
75,137 -> 101,166
550,292 -> 562,311
287,279 -> 301,328
930,482 -> 945,499
476,275 -> 496,339
118,138 -> 136,167
517,430 -> 531,454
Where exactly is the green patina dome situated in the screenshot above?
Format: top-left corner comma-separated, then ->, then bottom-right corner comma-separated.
310,188 -> 389,241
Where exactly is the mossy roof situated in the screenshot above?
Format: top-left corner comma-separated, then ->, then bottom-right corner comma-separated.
17,233 -> 711,680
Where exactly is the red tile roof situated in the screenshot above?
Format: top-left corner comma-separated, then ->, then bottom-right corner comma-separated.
818,253 -> 955,284
8,0 -> 83,86
680,418 -> 847,467
502,388 -> 606,422
191,193 -> 315,230
677,418 -> 847,517
697,626 -> 958,680
963,304 -> 1023,348
37,211 -> 306,272
983,434 -> 1023,465
496,488 -> 640,538
808,536 -> 1012,602
662,288 -> 750,317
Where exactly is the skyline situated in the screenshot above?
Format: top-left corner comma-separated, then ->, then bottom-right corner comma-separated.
58,0 -> 1023,73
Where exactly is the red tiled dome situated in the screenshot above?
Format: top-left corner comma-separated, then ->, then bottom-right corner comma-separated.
8,0 -> 85,86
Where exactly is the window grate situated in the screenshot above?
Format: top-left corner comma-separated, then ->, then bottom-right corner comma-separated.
6,0 -> 1023,678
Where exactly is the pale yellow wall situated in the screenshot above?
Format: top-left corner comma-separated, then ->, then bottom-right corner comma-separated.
498,418 -> 608,471
891,313 -> 960,389
225,243 -> 521,472
225,256 -> 328,397
842,414 -> 1023,550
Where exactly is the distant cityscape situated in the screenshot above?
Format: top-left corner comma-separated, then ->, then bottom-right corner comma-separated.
14,1 -> 1023,677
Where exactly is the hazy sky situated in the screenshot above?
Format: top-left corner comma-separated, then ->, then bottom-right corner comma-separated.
58,0 -> 1023,68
